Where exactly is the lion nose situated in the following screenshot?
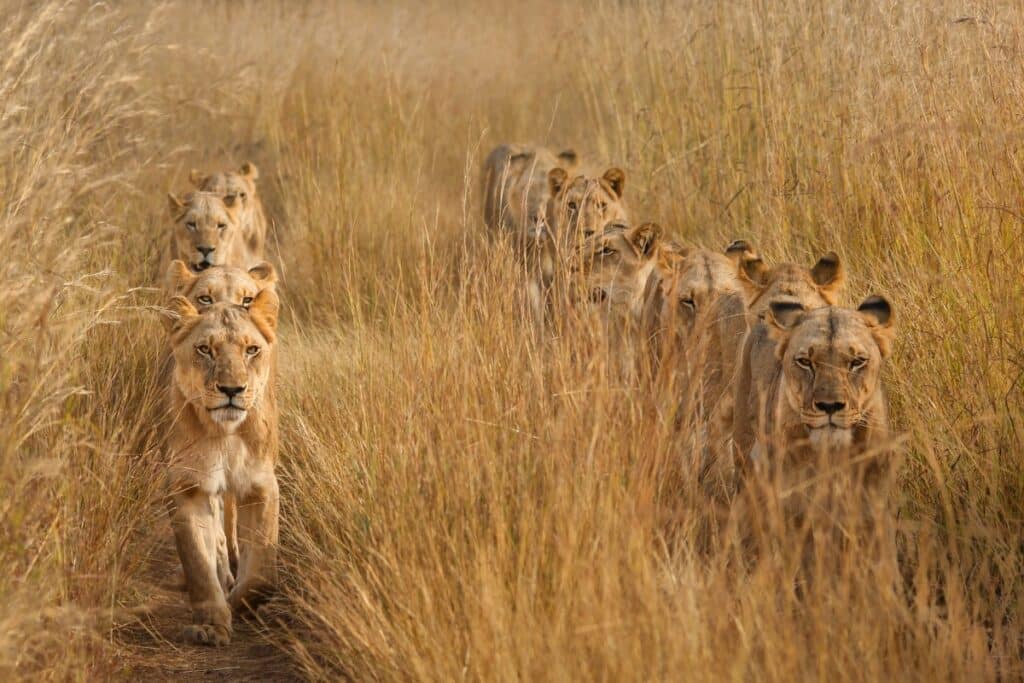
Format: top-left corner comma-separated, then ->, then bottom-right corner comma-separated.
197,246 -> 215,257
815,401 -> 846,415
217,385 -> 245,398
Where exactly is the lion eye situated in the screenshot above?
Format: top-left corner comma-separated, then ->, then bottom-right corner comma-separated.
600,246 -> 616,257
196,344 -> 212,357
679,297 -> 696,310
197,295 -> 213,305
246,345 -> 261,356
795,357 -> 813,370
217,222 -> 227,230
850,357 -> 868,370
185,221 -> 197,232
568,201 -> 578,212
597,201 -> 607,211
583,229 -> 595,238
242,296 -> 254,307
239,192 -> 247,200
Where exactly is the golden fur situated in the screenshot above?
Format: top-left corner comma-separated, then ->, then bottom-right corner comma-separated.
480,144 -> 580,325
730,252 -> 845,471
166,191 -> 256,278
165,295 -> 280,646
190,162 -> 268,258
481,144 -> 579,238
758,295 -> 895,471
168,260 -> 278,311
545,166 -> 628,250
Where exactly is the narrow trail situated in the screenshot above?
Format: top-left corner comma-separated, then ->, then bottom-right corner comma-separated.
115,520 -> 303,682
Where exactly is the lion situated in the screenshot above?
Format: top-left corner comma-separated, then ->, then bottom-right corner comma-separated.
166,191 -> 256,277
481,144 -> 579,238
574,221 -> 662,318
730,252 -> 845,472
757,295 -> 895,470
641,241 -> 754,409
164,295 -> 280,646
167,260 -> 278,311
190,162 -> 267,257
545,165 -> 628,251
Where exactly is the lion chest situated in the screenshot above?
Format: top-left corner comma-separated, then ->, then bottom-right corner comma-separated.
171,434 -> 261,496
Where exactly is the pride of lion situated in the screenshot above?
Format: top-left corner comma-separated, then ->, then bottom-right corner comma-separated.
158,147 -> 894,646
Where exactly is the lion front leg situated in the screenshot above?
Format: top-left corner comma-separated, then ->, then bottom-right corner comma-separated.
223,490 -> 240,577
228,472 -> 280,612
169,486 -> 232,646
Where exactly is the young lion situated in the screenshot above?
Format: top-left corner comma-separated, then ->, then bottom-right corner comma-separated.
730,252 -> 845,472
759,295 -> 895,468
166,192 -> 254,276
190,162 -> 268,258
165,259 -> 278,577
545,166 -> 628,251
165,295 -> 279,646
167,260 -> 278,311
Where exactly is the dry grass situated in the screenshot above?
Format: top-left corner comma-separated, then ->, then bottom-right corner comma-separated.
1,0 -> 1022,680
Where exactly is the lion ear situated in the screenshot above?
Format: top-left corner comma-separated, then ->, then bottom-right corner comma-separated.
548,167 -> 569,197
239,162 -> 259,180
737,254 -> 770,302
164,295 -> 200,336
602,168 -> 625,198
557,149 -> 578,171
858,295 -> 895,358
628,222 -> 661,258
247,261 -> 277,285
724,239 -> 755,264
764,300 -> 806,352
167,260 -> 197,294
188,169 -> 206,189
811,251 -> 844,302
168,193 -> 185,216
248,288 -> 279,343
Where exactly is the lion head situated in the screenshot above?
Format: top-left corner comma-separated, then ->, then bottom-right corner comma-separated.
167,260 -> 277,311
740,251 -> 845,316
190,162 -> 260,231
546,167 -> 627,248
650,241 -> 756,345
167,192 -> 243,272
764,295 -> 894,456
167,295 -> 278,433
573,221 -> 661,312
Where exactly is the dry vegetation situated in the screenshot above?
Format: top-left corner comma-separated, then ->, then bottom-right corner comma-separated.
1,0 -> 1023,680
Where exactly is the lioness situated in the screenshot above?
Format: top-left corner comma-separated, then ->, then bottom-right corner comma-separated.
165,259 -> 279,575
481,144 -> 580,325
165,295 -> 279,646
731,252 -> 845,471
167,260 -> 278,311
758,295 -> 894,467
546,166 -> 628,251
481,144 -> 579,238
641,241 -> 754,413
190,162 -> 267,257
167,192 -> 255,275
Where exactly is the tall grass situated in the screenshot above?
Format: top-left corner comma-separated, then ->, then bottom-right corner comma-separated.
1,0 -> 1021,680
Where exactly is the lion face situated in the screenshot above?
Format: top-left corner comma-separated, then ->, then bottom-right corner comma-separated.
573,222 -> 661,311
655,245 -> 751,344
168,296 -> 278,433
766,296 -> 894,453
167,192 -> 243,272
167,260 -> 277,311
190,162 -> 260,226
546,167 -> 627,248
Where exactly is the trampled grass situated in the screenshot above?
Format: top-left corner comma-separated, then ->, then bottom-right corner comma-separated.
1,1 -> 1022,680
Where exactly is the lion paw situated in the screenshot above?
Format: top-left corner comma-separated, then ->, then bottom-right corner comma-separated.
182,623 -> 231,647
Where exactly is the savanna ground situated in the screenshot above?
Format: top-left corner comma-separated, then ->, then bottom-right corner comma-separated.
2,0 -> 1023,680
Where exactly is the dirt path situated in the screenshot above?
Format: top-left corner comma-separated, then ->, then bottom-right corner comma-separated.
114,522 -> 303,682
